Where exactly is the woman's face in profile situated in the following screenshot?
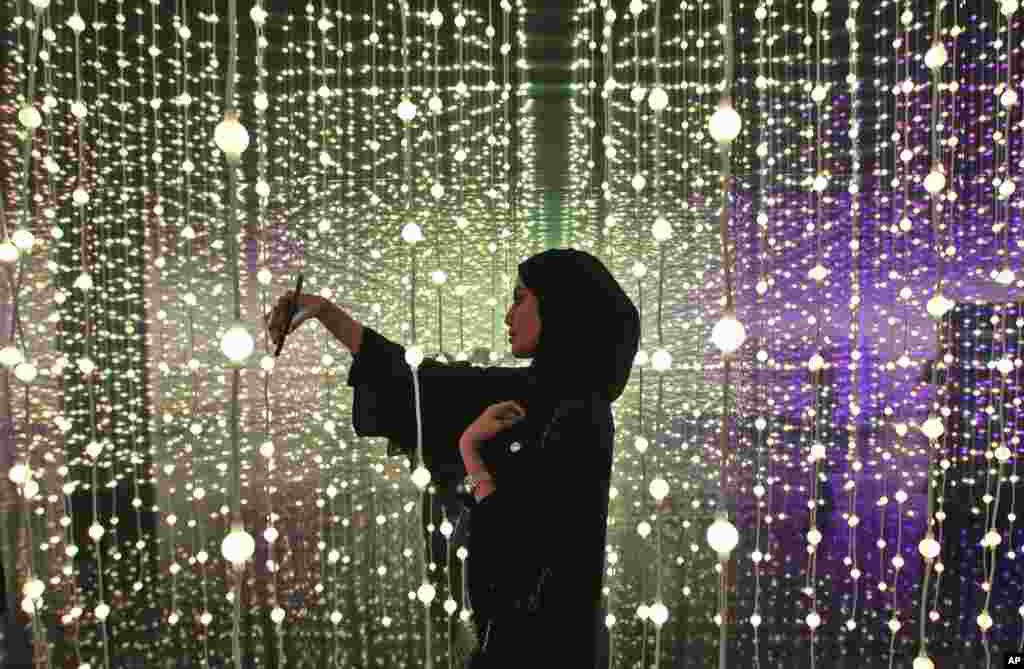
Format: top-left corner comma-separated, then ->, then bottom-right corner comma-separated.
505,280 -> 541,358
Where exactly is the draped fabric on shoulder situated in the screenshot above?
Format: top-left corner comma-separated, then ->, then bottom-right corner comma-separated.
346,325 -> 534,488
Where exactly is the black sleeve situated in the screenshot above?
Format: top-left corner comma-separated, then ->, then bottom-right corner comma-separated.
346,325 -> 525,485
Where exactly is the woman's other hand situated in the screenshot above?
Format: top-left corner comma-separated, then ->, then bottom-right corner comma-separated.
264,291 -> 326,349
461,401 -> 527,448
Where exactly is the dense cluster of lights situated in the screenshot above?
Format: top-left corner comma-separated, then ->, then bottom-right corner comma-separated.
1,0 -> 1022,667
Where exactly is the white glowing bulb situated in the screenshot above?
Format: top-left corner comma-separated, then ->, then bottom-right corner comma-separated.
983,530 -> 1001,548
807,529 -> 823,546
977,610 -> 993,631
926,293 -> 954,319
411,465 -> 431,489
912,655 -> 935,669
708,104 -> 742,144
808,353 -> 825,372
919,534 -> 941,560
998,179 -> 1016,199
428,95 -> 443,114
811,0 -> 827,14
996,358 -> 1014,375
808,263 -> 828,281
85,441 -> 103,459
257,268 -> 272,285
631,173 -> 647,192
637,521 -> 651,538
651,216 -> 673,242
221,523 -> 256,565
8,463 -> 29,486
924,168 -> 946,194
711,314 -> 746,354
22,578 -> 44,601
417,583 -> 436,605
214,113 -> 250,162
249,5 -> 268,25
1002,88 -> 1019,108
271,607 -> 285,624
14,362 -> 37,384
648,602 -> 669,626
405,345 -> 425,369
806,611 -> 821,630
429,9 -> 444,27
397,99 -> 418,122
430,183 -> 444,200
72,187 -> 90,206
66,13 -> 86,33
811,85 -> 828,103
925,43 -> 948,70
0,242 -> 18,263
650,349 -> 672,371
263,526 -> 278,543
401,222 -> 424,244
994,445 -> 1011,462
95,603 -> 110,621
921,415 -> 945,441
71,101 -> 87,119
634,436 -> 649,454
88,523 -> 104,542
18,106 -> 42,129
220,323 -> 255,363
706,515 -> 739,557
649,478 -> 669,502
750,613 -> 762,628
648,87 -> 669,112
200,611 -> 212,626
810,442 -> 827,461
259,441 -> 275,458
254,92 -> 269,111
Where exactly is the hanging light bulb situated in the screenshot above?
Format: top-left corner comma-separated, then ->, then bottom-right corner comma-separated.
708,101 -> 742,144
920,414 -> 945,441
213,111 -> 250,164
221,522 -> 256,567
220,323 -> 255,363
924,164 -> 946,194
648,87 -> 669,112
706,514 -> 739,558
711,312 -> 746,354
396,99 -> 418,122
924,42 -> 948,70
918,533 -> 941,560
0,240 -> 19,263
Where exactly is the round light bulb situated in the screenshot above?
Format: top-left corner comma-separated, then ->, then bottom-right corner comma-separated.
648,602 -> 669,626
18,106 -> 42,129
401,222 -> 424,244
919,534 -> 941,560
924,168 -> 946,194
913,655 -> 935,669
14,362 -> 37,384
397,99 -> 418,122
925,43 -> 948,69
711,314 -> 746,354
651,216 -> 673,242
648,87 -> 669,112
708,104 -> 742,144
221,523 -> 256,566
271,607 -> 285,624
649,478 -> 669,502
921,415 -> 945,441
0,241 -> 18,263
11,228 -> 34,251
706,514 -> 739,558
213,112 -> 250,163
220,323 -> 255,363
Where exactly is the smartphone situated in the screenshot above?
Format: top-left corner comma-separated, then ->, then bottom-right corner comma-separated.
274,273 -> 304,357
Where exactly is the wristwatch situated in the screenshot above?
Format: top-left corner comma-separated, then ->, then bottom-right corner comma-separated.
463,471 -> 493,494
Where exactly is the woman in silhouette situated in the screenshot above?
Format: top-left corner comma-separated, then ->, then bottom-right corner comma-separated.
267,248 -> 640,668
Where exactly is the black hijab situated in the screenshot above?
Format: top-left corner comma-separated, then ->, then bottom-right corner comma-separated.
516,248 -> 640,415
